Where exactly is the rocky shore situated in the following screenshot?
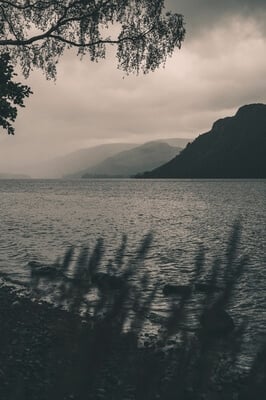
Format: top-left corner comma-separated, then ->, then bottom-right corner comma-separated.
0,284 -> 82,400
1,281 -> 263,400
0,282 -> 174,400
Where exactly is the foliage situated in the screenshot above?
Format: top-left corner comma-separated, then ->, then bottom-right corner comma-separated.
0,52 -> 32,134
0,0 -> 186,79
1,222 -> 266,399
0,1 -> 185,134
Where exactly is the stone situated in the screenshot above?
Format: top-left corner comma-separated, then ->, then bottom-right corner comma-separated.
28,261 -> 61,278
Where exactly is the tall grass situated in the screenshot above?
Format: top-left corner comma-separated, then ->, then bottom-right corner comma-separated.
1,221 -> 265,399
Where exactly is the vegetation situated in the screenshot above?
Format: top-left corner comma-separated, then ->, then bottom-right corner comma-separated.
0,0 -> 185,78
1,221 -> 265,399
0,0 -> 185,134
0,52 -> 32,134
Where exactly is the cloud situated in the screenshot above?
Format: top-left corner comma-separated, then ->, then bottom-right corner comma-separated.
0,1 -> 265,174
166,0 -> 266,37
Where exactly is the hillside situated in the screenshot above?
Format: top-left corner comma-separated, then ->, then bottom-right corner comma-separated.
155,137 -> 191,148
138,104 -> 266,179
27,143 -> 138,178
81,141 -> 181,178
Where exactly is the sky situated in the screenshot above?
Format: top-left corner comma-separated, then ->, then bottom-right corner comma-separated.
0,0 -> 266,174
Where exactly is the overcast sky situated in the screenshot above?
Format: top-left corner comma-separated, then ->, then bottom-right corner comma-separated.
0,0 -> 266,174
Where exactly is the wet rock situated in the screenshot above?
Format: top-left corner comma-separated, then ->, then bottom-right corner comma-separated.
28,261 -> 62,278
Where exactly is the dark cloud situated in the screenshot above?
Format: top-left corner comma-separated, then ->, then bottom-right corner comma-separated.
0,1 -> 265,176
166,0 -> 266,37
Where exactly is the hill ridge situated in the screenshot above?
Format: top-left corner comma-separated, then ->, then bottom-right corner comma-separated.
137,103 -> 266,179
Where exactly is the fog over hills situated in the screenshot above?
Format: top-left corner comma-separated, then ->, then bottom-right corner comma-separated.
0,173 -> 31,179
137,104 -> 266,179
22,143 -> 138,178
154,138 -> 191,148
78,141 -> 181,178
12,138 -> 189,178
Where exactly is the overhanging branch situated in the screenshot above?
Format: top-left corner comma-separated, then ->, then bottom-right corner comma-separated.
49,33 -> 146,48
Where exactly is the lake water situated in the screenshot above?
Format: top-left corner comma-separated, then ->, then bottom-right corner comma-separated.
0,179 -> 265,367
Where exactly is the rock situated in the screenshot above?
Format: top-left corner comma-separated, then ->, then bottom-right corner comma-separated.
200,306 -> 235,335
162,284 -> 192,296
28,261 -> 43,269
28,261 -> 61,278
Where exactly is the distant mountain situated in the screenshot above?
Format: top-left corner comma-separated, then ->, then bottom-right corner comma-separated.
138,104 -> 266,179
0,173 -> 31,179
28,143 -> 138,178
155,138 -> 192,148
81,141 -> 181,178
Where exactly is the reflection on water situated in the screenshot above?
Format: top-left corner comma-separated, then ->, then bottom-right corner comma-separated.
0,179 -> 264,278
0,179 -> 265,368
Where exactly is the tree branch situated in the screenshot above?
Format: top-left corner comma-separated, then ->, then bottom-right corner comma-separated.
48,34 -> 144,48
0,0 -> 55,10
0,1 -> 106,46
0,1 -> 185,79
0,5 -> 18,39
0,15 -> 87,46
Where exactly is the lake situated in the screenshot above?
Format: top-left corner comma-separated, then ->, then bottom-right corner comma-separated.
0,179 -> 265,367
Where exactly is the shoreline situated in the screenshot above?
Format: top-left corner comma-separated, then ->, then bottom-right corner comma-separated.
0,282 -> 263,400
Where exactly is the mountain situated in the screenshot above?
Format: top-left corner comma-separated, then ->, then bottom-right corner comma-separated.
0,173 -> 31,179
81,141 -> 181,178
26,143 -> 138,178
155,138 -> 192,148
137,104 -> 266,179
